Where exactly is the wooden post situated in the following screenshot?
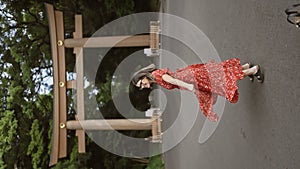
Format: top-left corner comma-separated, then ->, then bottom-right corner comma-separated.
150,21 -> 160,50
151,111 -> 162,143
66,119 -> 153,130
67,80 -> 76,89
64,35 -> 150,48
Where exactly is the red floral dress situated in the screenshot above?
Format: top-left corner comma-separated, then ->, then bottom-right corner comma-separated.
151,58 -> 245,122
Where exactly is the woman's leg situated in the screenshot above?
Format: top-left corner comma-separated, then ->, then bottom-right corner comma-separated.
243,65 -> 258,76
241,63 -> 251,70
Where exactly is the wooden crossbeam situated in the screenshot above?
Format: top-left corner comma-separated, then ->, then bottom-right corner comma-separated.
55,10 -> 67,159
45,3 -> 60,166
73,14 -> 86,153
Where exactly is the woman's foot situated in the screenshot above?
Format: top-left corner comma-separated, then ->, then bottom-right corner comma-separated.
242,62 -> 255,81
253,65 -> 264,83
249,74 -> 254,82
242,62 -> 251,70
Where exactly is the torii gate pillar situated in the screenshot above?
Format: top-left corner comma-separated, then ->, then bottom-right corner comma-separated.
45,3 -> 162,166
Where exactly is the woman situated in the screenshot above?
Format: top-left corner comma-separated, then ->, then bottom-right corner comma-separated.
131,58 -> 263,122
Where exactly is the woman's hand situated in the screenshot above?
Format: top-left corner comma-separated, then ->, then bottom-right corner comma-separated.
187,83 -> 195,92
162,74 -> 195,92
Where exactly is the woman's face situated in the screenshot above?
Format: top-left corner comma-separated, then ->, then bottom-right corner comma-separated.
136,77 -> 151,89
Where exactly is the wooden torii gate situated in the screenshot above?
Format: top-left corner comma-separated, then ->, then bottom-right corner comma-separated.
45,4 -> 162,166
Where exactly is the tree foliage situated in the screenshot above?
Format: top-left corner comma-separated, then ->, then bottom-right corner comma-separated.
0,0 -> 162,168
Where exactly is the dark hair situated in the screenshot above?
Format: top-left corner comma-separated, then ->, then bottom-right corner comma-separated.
131,64 -> 156,86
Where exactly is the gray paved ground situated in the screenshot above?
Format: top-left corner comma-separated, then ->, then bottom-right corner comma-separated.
160,0 -> 300,169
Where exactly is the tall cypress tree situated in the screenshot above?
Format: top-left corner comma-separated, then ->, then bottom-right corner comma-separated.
0,0 -> 161,168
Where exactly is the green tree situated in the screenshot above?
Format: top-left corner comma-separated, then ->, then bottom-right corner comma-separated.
0,0 -> 162,168
0,0 -> 75,168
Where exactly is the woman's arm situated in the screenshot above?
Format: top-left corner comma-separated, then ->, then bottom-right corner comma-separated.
162,74 -> 194,91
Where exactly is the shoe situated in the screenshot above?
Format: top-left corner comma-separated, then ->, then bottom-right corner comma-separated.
249,75 -> 254,82
253,65 -> 264,83
245,62 -> 254,82
285,4 -> 300,28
